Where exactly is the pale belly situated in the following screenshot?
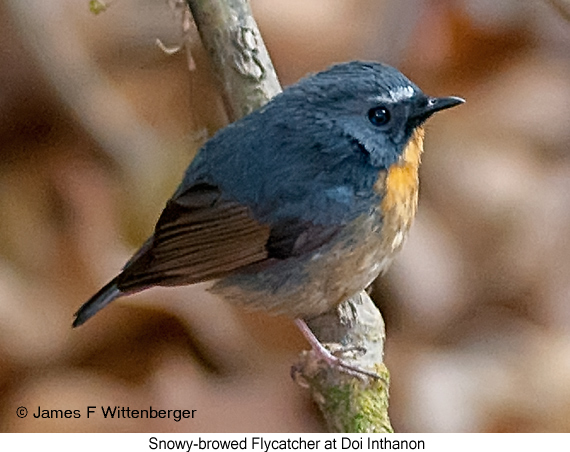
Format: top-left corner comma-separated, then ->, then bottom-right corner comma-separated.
210,207 -> 411,319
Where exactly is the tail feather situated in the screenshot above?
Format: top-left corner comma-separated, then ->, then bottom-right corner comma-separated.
73,278 -> 122,327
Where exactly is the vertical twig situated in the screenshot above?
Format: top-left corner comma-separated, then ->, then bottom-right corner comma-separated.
186,0 -> 282,121
297,292 -> 393,433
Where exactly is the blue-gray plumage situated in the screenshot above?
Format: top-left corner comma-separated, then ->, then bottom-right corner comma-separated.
73,61 -> 463,327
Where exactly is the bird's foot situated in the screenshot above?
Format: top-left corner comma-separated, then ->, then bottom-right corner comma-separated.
294,319 -> 381,381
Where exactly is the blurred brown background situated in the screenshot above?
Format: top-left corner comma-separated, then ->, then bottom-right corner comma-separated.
1,0 -> 570,433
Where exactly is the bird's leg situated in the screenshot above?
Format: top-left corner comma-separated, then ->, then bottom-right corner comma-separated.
294,319 -> 380,380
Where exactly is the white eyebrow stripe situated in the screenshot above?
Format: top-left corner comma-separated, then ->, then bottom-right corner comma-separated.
389,85 -> 415,101
373,85 -> 415,103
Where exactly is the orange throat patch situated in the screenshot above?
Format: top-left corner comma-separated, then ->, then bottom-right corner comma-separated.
379,126 -> 424,213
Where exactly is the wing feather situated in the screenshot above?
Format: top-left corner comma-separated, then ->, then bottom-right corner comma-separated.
117,184 -> 270,291
116,182 -> 342,293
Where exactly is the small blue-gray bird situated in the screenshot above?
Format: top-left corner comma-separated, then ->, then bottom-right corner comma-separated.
73,62 -> 462,371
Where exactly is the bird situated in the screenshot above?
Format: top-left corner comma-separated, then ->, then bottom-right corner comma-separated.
73,61 -> 463,374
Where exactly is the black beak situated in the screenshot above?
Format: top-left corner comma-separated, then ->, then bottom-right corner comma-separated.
411,96 -> 465,122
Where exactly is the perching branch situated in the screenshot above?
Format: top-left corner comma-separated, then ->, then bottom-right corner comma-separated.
187,0 -> 392,433
295,292 -> 392,433
186,0 -> 281,121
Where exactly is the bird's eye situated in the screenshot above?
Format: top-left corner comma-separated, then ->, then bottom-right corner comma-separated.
367,106 -> 391,126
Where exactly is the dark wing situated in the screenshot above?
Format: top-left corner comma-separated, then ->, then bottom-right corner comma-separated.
116,183 -> 271,291
266,220 -> 341,259
116,182 -> 343,293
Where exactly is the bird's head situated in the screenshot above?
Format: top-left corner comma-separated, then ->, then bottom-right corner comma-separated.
288,61 -> 464,169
